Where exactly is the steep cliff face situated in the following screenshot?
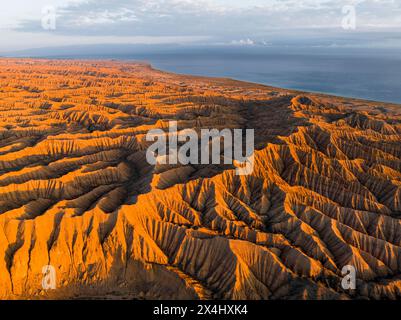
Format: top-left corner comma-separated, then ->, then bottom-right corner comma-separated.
0,59 -> 400,299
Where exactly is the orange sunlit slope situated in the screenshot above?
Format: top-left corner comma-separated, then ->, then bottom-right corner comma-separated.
0,59 -> 401,299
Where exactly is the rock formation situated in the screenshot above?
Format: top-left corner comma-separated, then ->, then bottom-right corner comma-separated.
0,59 -> 400,299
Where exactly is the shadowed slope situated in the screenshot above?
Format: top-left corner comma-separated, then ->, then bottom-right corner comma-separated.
0,59 -> 400,299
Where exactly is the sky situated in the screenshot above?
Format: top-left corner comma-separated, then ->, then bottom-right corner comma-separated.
1,0 -> 401,51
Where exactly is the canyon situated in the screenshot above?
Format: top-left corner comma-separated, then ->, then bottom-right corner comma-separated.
0,59 -> 400,299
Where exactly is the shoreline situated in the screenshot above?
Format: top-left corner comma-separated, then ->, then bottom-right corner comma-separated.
1,56 -> 400,108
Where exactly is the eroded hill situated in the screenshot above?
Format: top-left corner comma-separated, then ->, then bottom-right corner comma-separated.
0,59 -> 401,299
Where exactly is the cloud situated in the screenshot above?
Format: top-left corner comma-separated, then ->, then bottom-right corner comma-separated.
231,39 -> 256,46
7,0 -> 401,48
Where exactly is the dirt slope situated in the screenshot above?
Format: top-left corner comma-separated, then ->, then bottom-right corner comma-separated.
0,59 -> 401,299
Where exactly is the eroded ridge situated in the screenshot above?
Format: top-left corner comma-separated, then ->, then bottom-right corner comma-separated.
0,59 -> 400,299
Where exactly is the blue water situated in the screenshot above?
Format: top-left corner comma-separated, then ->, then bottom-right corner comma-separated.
24,45 -> 401,104
121,46 -> 401,104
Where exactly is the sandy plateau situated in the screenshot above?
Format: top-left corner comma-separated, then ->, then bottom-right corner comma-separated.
0,59 -> 401,299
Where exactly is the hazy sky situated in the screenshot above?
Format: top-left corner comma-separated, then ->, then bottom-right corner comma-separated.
1,0 -> 401,51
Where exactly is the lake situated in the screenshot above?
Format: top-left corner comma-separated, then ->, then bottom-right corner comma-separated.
18,45 -> 401,104
133,46 -> 401,104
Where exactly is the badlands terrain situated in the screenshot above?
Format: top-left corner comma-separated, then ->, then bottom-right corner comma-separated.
0,59 -> 401,299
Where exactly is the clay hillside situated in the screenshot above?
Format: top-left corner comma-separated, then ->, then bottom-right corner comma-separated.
0,58 -> 401,299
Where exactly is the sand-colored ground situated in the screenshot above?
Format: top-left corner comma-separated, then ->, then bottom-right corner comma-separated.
0,59 -> 401,299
